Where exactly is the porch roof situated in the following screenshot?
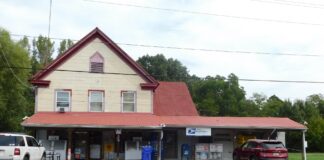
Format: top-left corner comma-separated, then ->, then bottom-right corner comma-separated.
22,112 -> 306,130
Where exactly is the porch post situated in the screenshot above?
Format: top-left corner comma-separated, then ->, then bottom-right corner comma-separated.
67,129 -> 72,160
302,130 -> 307,160
158,130 -> 163,160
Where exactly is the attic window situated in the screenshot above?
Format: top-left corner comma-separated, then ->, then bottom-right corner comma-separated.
90,52 -> 104,73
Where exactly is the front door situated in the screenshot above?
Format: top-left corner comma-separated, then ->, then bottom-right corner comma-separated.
73,132 -> 88,160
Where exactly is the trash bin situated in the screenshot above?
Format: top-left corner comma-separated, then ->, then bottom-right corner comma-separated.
142,146 -> 153,160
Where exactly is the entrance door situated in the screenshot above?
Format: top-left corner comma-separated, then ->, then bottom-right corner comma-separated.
73,132 -> 88,160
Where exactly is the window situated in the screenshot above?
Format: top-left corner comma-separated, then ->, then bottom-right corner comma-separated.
89,91 -> 104,112
55,90 -> 71,109
0,135 -> 25,146
90,52 -> 104,73
122,91 -> 136,112
26,137 -> 39,147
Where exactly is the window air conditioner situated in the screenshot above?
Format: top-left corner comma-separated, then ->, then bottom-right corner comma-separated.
58,107 -> 65,113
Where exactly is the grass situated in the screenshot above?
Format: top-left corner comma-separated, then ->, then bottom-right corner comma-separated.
289,153 -> 324,160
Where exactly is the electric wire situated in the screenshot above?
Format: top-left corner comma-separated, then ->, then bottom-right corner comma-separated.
252,0 -> 324,9
1,65 -> 324,84
264,0 -> 324,7
83,0 -> 324,27
9,33 -> 324,57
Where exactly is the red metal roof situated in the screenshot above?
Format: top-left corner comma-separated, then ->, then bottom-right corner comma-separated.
154,82 -> 199,116
22,112 -> 306,130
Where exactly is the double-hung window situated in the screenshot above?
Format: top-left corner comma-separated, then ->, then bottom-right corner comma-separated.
55,90 -> 71,110
89,91 -> 104,112
121,91 -> 136,112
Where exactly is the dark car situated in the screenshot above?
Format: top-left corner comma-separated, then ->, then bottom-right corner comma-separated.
233,139 -> 288,160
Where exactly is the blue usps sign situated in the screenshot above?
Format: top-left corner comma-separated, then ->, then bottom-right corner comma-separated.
186,128 -> 211,136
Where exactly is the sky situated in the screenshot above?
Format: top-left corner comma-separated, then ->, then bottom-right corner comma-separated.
1,0 -> 324,100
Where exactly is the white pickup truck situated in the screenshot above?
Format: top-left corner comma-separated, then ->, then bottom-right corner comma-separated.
0,133 -> 45,160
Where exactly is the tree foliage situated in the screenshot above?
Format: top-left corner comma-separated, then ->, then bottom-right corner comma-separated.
58,39 -> 74,56
31,35 -> 55,74
136,54 -> 324,152
137,54 -> 190,82
0,28 -> 32,131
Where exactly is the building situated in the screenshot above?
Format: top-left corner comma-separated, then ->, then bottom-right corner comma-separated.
22,28 -> 307,160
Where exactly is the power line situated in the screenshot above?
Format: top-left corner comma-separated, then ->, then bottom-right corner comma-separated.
1,65 -> 324,84
9,33 -> 324,57
252,0 -> 324,9
0,44 -> 31,88
84,0 -> 324,27
270,0 -> 324,7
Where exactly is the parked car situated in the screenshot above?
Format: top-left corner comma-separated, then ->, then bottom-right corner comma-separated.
233,139 -> 288,160
0,133 -> 46,160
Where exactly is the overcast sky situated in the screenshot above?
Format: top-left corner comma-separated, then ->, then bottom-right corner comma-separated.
1,0 -> 324,100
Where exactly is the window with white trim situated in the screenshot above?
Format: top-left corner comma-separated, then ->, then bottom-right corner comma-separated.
89,91 -> 104,112
122,91 -> 136,112
90,52 -> 104,73
55,90 -> 71,109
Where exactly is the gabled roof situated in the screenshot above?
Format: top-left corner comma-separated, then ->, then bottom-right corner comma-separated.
30,27 -> 158,89
22,112 -> 307,130
154,82 -> 199,116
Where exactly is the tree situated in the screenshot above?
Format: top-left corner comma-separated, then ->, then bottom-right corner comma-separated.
31,35 -> 54,74
191,74 -> 246,116
58,39 -> 74,56
137,54 -> 190,82
0,28 -> 32,131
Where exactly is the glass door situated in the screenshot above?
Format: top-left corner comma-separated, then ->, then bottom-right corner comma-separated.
73,132 -> 88,160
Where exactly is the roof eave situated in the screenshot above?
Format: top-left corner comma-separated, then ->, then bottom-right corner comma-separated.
21,123 -> 162,129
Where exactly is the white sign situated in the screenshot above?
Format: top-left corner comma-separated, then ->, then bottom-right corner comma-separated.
48,135 -> 59,140
210,143 -> 223,152
186,128 -> 211,136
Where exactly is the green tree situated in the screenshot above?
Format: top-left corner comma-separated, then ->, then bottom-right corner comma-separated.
137,54 -> 190,82
191,74 -> 246,116
0,28 -> 32,131
58,39 -> 74,56
31,35 -> 54,74
261,95 -> 284,117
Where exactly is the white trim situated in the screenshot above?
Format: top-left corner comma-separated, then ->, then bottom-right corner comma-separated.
88,90 -> 104,112
35,87 -> 38,113
121,91 -> 136,112
54,90 -> 71,111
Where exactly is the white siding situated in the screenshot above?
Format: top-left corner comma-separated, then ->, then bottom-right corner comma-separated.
37,38 -> 152,113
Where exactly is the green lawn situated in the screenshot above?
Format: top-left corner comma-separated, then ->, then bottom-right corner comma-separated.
289,153 -> 324,160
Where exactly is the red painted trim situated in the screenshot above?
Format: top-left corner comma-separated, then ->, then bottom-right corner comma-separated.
140,83 -> 159,90
30,80 -> 50,87
30,27 -> 159,89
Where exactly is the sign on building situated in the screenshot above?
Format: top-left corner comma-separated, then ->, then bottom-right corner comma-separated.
186,128 -> 211,136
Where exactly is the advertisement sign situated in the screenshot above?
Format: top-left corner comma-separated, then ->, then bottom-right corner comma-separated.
186,128 -> 211,136
210,143 -> 223,152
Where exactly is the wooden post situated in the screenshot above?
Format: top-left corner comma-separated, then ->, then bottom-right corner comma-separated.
158,130 -> 163,160
302,130 -> 307,160
67,129 -> 72,160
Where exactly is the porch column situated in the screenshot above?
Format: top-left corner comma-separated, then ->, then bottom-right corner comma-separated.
302,130 -> 307,160
158,130 -> 163,160
67,129 -> 72,160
